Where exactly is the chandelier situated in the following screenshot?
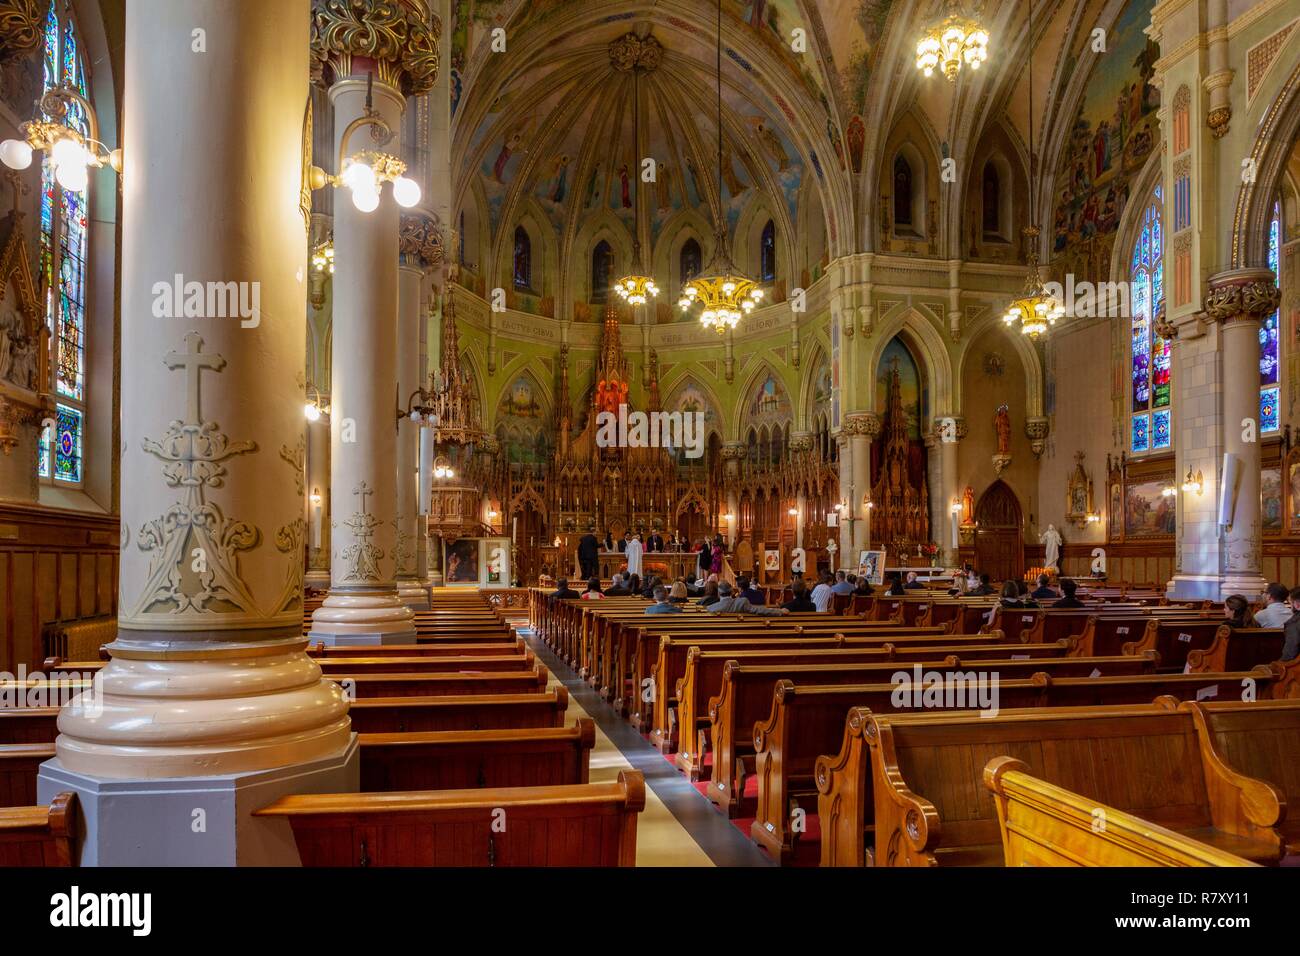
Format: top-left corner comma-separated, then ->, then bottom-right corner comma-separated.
916,1 -> 990,80
613,49 -> 659,310
0,83 -> 122,192
1000,0 -> 1061,340
311,240 -> 335,275
678,0 -> 762,334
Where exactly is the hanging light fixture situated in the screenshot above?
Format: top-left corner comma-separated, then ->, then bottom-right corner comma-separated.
1001,0 -> 1063,340
678,0 -> 763,334
916,0 -> 990,81
613,61 -> 659,307
1,82 -> 122,190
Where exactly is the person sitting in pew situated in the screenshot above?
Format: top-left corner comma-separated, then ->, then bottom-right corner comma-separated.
550,577 -> 580,600
683,572 -> 702,596
830,571 -> 855,596
1029,573 -> 1058,601
970,573 -> 996,596
605,573 -> 631,596
810,571 -> 835,612
852,574 -> 874,597
581,577 -> 605,600
1223,594 -> 1250,629
625,573 -> 642,596
903,571 -> 926,590
706,581 -> 789,616
783,578 -> 816,612
1284,588 -> 1300,661
885,573 -> 907,597
645,585 -> 683,615
999,579 -> 1037,609
737,575 -> 766,605
1254,583 -> 1294,629
1054,578 -> 1084,608
669,581 -> 690,604
698,579 -> 720,607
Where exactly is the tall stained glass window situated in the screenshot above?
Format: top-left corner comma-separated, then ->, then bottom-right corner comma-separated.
37,2 -> 90,484
1260,200 -> 1281,434
1131,187 -> 1169,453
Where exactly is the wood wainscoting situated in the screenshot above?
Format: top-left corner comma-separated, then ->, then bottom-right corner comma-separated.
0,503 -> 118,673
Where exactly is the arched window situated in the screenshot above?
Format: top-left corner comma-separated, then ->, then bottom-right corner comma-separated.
759,220 -> 776,282
1129,186 -> 1169,453
893,155 -> 913,228
591,240 -> 613,303
512,225 -> 531,291
36,3 -> 90,484
1260,199 -> 1282,434
680,237 -> 701,283
982,162 -> 1000,236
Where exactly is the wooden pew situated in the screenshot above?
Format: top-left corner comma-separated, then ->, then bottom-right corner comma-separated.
0,744 -> 55,808
1185,627 -> 1285,674
343,689 -> 569,734
359,720 -> 595,792
327,668 -> 549,698
255,769 -> 645,866
0,709 -> 61,744
0,792 -> 76,866
310,639 -> 527,657
48,652 -> 537,676
1123,619 -> 1228,672
820,701 -> 1284,867
984,756 -> 1259,866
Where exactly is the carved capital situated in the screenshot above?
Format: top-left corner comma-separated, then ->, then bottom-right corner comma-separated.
311,0 -> 440,97
842,412 -> 880,438
1025,416 -> 1049,458
720,441 -> 746,461
788,431 -> 814,453
1204,268 -> 1279,324
476,435 -> 500,457
1206,105 -> 1231,139
399,214 -> 442,268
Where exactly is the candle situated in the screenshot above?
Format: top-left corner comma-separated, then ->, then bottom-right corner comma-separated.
512,516 -> 517,544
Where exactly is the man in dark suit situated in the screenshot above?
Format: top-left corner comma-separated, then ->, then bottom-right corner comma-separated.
577,529 -> 600,579
1029,573 -> 1058,601
550,577 -> 579,600
617,531 -> 631,553
647,531 -> 665,553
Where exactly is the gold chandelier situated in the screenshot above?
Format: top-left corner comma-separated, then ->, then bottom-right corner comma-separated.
678,230 -> 764,333
613,58 -> 660,310
678,0 -> 762,335
916,2 -> 990,80
1000,0 -> 1061,340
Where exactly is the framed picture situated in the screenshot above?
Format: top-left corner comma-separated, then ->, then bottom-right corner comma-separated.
763,549 -> 780,573
1124,480 -> 1176,537
1262,466 -> 1283,532
858,549 -> 886,585
444,539 -> 482,585
484,538 -> 511,586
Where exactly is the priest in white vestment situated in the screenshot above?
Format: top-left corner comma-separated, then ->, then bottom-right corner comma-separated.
625,533 -> 644,578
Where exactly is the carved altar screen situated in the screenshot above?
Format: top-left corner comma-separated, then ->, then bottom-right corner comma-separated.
869,339 -> 929,551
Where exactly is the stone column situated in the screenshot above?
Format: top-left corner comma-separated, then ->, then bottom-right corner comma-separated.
308,0 -> 437,644
39,0 -> 357,866
721,441 -> 744,547
842,413 -> 877,560
1206,269 -> 1279,599
395,214 -> 438,609
790,431 -> 812,551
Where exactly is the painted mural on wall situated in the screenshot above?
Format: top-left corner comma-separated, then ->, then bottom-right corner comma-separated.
1124,479 -> 1175,536
495,373 -> 550,464
876,336 -> 924,439
748,369 -> 793,427
811,351 -> 832,419
665,377 -> 719,433
1051,0 -> 1160,284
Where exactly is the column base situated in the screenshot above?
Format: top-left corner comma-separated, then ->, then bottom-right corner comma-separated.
37,735 -> 359,866
1166,573 -> 1225,601
304,569 -> 331,590
1219,572 -> 1268,602
308,589 -> 417,645
397,579 -> 431,611
428,571 -> 444,586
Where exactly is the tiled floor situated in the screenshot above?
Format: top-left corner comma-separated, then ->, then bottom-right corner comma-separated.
524,630 -> 773,867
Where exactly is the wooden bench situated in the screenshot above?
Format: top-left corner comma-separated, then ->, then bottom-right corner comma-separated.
255,770 -> 645,866
359,720 -> 595,792
346,690 -> 569,734
309,639 -> 528,657
49,653 -> 537,676
1185,627 -> 1285,674
1123,619 -> 1228,672
824,702 -> 1284,867
326,668 -> 549,698
0,744 -> 55,808
984,757 -> 1260,866
0,709 -> 61,744
0,792 -> 76,866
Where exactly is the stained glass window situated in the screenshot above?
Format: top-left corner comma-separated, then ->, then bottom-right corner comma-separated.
37,3 -> 90,484
1130,187 -> 1168,453
1261,200 -> 1281,433
512,225 -> 531,290
760,220 -> 776,283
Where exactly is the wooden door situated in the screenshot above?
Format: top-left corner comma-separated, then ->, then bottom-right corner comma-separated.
974,480 -> 1024,583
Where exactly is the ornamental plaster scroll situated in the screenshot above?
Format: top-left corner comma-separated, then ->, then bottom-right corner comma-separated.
273,435 -> 308,614
392,514 -> 416,577
131,333 -> 263,618
340,480 -> 385,583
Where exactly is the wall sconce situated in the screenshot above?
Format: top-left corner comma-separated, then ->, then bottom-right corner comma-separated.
1161,486 -> 1176,497
309,488 -> 322,507
1181,468 -> 1203,495
1085,512 -> 1101,523
433,455 -> 456,480
487,509 -> 498,520
1,83 -> 121,191
399,386 -> 440,426
304,383 -> 330,422
787,507 -> 798,516
307,74 -> 420,213
722,512 -> 736,522
865,499 -> 875,511
950,498 -> 962,514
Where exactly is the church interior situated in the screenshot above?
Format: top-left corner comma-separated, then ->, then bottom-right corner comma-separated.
0,0 -> 1297,882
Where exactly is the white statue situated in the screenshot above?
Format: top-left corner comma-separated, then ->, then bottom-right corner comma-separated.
1040,524 -> 1063,570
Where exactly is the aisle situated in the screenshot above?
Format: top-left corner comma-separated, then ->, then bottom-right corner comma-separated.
522,630 -> 773,867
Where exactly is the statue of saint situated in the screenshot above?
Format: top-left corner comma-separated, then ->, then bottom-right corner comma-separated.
994,404 -> 1011,456
1040,523 -> 1063,570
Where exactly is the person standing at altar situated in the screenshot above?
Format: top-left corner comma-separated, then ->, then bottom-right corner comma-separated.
697,538 -> 713,576
647,530 -> 664,553
710,534 -> 724,576
625,532 -> 644,578
578,529 -> 600,579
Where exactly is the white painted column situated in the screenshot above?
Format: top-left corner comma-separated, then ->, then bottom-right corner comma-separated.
305,411 -> 331,589
308,73 -> 416,645
41,0 -> 356,865
395,249 -> 429,609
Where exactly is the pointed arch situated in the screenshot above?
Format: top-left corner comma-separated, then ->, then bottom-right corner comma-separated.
953,311 -> 1044,420
731,359 -> 796,441
865,308 -> 955,424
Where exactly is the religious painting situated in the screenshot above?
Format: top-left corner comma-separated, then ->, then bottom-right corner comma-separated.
1124,480 -> 1175,537
495,373 -> 550,464
858,549 -> 886,585
445,538 -> 482,585
810,351 -> 832,413
763,549 -> 780,573
1261,466 -> 1283,533
876,337 -> 924,438
1288,455 -> 1300,533
1109,482 -> 1123,540
748,370 -> 793,426
1051,0 -> 1160,283
665,378 -> 718,431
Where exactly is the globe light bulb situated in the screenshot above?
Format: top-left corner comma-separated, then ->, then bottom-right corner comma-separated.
0,139 -> 33,170
55,159 -> 88,193
351,186 -> 380,213
340,159 -> 376,193
392,176 -> 421,208
51,136 -> 88,170
304,402 -> 321,422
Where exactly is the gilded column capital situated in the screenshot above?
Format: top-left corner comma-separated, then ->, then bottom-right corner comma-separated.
842,412 -> 880,438
1204,268 -> 1279,325
1025,416 -> 1049,458
476,435 -> 500,458
399,213 -> 442,268
788,431 -> 814,453
311,0 -> 440,97
720,441 -> 746,461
